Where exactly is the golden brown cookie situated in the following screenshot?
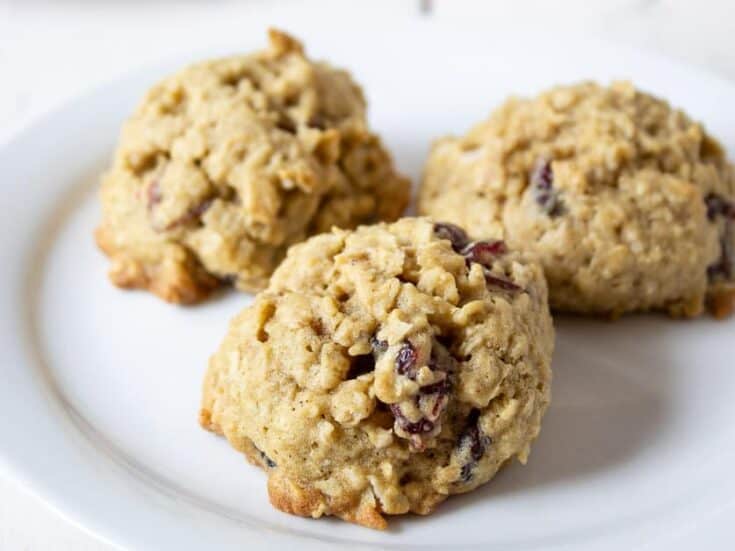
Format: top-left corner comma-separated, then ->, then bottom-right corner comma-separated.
201,218 -> 553,528
96,29 -> 409,303
419,81 -> 735,318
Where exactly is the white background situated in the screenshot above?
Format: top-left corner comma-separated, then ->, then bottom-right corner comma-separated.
1,1 -> 734,548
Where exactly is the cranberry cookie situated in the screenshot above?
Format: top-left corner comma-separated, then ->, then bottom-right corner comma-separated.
96,29 -> 409,303
419,81 -> 735,318
200,218 -> 553,528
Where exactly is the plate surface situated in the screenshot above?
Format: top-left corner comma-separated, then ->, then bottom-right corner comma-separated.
1,20 -> 734,551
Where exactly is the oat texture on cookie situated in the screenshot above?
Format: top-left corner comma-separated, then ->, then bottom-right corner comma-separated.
200,218 -> 553,528
419,81 -> 735,318
96,29 -> 410,303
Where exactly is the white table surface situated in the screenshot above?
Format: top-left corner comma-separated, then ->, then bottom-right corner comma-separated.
1,0 -> 733,549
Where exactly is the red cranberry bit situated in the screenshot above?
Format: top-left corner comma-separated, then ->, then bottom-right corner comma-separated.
146,180 -> 162,210
419,383 -> 450,420
395,342 -> 418,378
388,341 -> 456,449
705,193 -> 735,221
190,198 -> 214,218
164,198 -> 214,231
257,448 -> 277,468
147,178 -> 214,232
705,194 -> 735,282
418,377 -> 452,397
483,269 -> 522,292
530,158 -> 562,216
370,335 -> 388,354
419,347 -> 454,418
461,240 -> 507,267
345,334 -> 388,380
457,409 -> 490,482
459,241 -> 520,292
531,158 -> 553,191
435,222 -> 520,291
434,222 -> 470,252
389,404 -> 435,435
307,115 -> 327,130
459,462 -> 473,482
708,226 -> 734,281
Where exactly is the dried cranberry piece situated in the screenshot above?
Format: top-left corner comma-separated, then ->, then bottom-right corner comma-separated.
434,222 -> 470,252
419,377 -> 452,396
705,193 -> 735,221
461,240 -> 507,267
146,180 -> 162,209
531,158 -> 553,191
465,427 -> 486,463
388,342 -> 456,449
419,379 -> 451,419
307,114 -> 327,130
460,463 -> 474,482
395,342 -> 418,378
389,404 -> 435,435
435,222 -> 520,291
147,177 -> 215,232
708,227 -> 734,281
257,448 -> 277,468
164,198 -> 214,231
343,334 -> 388,380
530,158 -> 563,216
706,193 -> 735,283
483,269 -> 522,292
191,198 -> 214,217
370,335 -> 388,354
457,409 -> 490,482
459,240 -> 520,291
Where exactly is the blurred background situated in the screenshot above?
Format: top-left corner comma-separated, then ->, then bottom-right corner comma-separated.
2,0 -> 735,148
1,0 -> 733,548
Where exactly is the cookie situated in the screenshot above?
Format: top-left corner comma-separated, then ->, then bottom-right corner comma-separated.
419,81 -> 735,318
96,29 -> 410,303
200,218 -> 553,528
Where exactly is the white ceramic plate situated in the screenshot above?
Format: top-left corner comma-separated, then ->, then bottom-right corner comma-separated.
1,21 -> 734,551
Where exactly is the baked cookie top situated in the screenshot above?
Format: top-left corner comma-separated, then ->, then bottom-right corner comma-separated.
96,29 -> 410,303
201,218 -> 553,528
419,81 -> 735,318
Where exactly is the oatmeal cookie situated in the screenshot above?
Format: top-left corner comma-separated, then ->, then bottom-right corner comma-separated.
200,218 -> 553,528
419,81 -> 735,318
96,29 -> 410,303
